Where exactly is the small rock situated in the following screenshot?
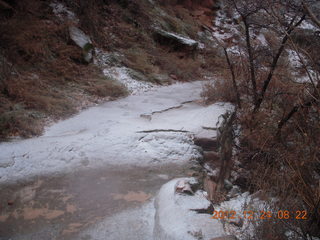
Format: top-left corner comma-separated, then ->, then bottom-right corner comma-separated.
203,163 -> 219,180
227,186 -> 241,198
188,178 -> 201,192
170,74 -> 178,80
175,179 -> 194,195
7,200 -> 14,206
224,179 -> 233,191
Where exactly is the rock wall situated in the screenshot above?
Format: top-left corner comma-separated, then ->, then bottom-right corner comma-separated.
194,110 -> 236,202
216,111 -> 236,191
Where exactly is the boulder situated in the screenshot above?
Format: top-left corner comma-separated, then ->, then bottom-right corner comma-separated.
153,29 -> 199,54
69,26 -> 93,63
154,178 -> 226,240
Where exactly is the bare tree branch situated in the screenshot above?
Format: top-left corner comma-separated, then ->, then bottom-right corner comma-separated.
254,14 -> 306,112
302,1 -> 320,28
243,16 -> 258,105
223,47 -> 242,109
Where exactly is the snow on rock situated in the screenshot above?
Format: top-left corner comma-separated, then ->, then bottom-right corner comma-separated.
69,26 -> 93,62
211,10 -> 239,42
299,21 -> 318,31
133,132 -> 201,164
103,67 -> 154,95
154,29 -> 199,48
93,48 -> 123,67
287,49 -> 302,69
175,178 -> 194,195
154,178 -> 226,240
214,192 -> 268,240
160,30 -> 198,46
50,2 -> 93,62
50,1 -> 78,22
69,26 -> 92,49
287,49 -> 318,83
255,32 -> 268,46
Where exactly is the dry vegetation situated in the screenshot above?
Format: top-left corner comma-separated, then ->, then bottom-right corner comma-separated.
0,0 -> 220,139
202,0 -> 320,239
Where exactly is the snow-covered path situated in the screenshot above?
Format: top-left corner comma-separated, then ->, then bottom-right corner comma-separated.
0,81 -> 230,240
0,81 -> 229,184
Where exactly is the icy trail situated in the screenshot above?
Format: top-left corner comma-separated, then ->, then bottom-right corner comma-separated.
0,80 -> 232,240
0,81 -> 229,184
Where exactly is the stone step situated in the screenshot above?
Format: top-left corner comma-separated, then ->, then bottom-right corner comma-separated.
203,151 -> 220,163
194,137 -> 219,151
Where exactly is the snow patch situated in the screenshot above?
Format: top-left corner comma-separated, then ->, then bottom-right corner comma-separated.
287,49 -> 318,83
103,67 -> 154,95
133,132 -> 201,164
93,48 -> 123,67
215,193 -> 268,240
299,21 -> 318,31
50,1 -> 78,23
154,178 -> 226,240
255,33 -> 268,46
158,30 -> 199,46
211,10 -> 239,42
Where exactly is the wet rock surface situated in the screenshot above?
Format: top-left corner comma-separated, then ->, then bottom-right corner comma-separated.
0,164 -> 193,240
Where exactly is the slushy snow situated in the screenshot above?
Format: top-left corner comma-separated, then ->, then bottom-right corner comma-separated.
103,67 -> 154,95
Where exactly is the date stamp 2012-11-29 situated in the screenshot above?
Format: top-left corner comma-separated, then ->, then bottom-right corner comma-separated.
211,210 -> 308,220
